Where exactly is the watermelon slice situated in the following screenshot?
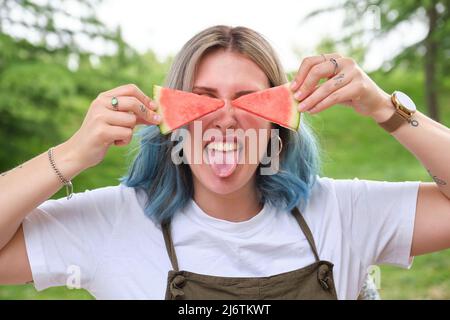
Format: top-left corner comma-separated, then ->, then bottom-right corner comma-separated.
231,83 -> 300,131
153,85 -> 225,134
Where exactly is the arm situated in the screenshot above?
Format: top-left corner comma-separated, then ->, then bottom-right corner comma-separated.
0,225 -> 32,284
371,101 -> 450,198
0,84 -> 158,284
290,53 -> 450,257
371,103 -> 450,256
0,141 -> 83,284
0,142 -> 83,252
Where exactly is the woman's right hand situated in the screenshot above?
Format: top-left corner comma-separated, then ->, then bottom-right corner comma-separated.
66,84 -> 161,169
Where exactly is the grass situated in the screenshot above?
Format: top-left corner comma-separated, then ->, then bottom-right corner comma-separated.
1,70 -> 449,300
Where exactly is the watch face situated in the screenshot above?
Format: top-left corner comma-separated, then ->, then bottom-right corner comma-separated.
395,91 -> 417,112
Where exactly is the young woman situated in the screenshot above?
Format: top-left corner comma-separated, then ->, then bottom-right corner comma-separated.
0,25 -> 449,300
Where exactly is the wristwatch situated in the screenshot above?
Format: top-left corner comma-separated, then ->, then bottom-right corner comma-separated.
377,91 -> 417,133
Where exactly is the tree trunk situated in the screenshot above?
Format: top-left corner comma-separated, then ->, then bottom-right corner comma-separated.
424,0 -> 439,121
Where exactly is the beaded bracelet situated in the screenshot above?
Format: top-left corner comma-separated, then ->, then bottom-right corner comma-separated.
48,147 -> 73,200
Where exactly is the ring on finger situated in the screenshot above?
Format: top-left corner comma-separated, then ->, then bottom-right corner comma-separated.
329,58 -> 339,76
111,97 -> 119,111
320,53 -> 327,63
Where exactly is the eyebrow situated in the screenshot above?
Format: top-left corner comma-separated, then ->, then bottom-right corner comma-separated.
192,86 -> 257,97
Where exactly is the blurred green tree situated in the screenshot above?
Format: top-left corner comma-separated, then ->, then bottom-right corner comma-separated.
305,0 -> 450,121
0,0 -> 110,52
0,0 -> 111,168
0,0 -> 169,172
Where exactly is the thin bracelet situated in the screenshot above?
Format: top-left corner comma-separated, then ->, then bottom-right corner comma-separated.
48,147 -> 73,200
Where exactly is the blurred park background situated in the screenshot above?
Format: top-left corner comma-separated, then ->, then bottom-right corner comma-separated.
0,0 -> 449,299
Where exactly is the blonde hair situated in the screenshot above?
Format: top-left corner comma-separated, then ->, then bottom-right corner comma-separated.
164,25 -> 287,90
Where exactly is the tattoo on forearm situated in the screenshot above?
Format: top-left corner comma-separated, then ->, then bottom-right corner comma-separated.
333,73 -> 345,86
408,118 -> 419,127
427,169 -> 447,185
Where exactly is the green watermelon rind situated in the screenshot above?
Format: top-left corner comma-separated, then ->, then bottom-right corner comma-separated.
283,83 -> 301,131
153,85 -> 171,134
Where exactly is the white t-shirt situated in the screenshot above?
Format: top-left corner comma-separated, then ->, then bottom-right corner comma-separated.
22,176 -> 420,300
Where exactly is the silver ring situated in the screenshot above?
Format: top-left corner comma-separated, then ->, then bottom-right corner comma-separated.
329,58 -> 339,76
320,54 -> 327,63
111,97 -> 119,111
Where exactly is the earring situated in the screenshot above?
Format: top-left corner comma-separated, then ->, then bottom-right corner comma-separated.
275,135 -> 283,157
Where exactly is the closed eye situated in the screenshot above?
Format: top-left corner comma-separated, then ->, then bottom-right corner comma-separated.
195,92 -> 254,99
233,90 -> 256,99
201,93 -> 217,98
192,91 -> 216,98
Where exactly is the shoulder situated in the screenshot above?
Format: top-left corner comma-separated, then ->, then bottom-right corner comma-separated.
92,183 -> 147,213
72,183 -> 138,210
301,176 -> 348,225
308,175 -> 419,208
35,183 -> 143,219
79,183 -> 140,204
309,175 -> 379,203
308,175 -> 353,203
302,176 -> 360,227
306,175 -> 421,227
311,175 -> 357,190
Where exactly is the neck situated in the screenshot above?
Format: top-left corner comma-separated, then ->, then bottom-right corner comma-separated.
193,178 -> 263,222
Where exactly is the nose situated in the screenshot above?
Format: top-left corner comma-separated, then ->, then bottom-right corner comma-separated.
212,99 -> 237,131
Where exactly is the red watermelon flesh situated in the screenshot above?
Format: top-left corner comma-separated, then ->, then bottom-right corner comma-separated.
231,83 -> 300,131
153,85 -> 225,134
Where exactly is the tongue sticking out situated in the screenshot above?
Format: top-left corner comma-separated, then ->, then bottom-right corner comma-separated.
207,147 -> 240,178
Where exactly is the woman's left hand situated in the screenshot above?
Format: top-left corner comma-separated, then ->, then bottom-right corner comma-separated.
290,53 -> 394,122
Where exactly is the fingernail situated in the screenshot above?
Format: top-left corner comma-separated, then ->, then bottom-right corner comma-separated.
298,103 -> 307,111
149,101 -> 157,110
290,80 -> 297,90
294,91 -> 302,100
153,114 -> 161,122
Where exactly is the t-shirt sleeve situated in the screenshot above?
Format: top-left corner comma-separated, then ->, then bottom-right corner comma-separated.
22,184 -> 125,291
331,177 -> 420,268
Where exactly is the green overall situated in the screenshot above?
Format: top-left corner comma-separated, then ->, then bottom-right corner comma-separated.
162,206 -> 338,300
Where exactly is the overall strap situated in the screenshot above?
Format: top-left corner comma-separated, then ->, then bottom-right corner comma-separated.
161,221 -> 180,272
291,207 -> 320,262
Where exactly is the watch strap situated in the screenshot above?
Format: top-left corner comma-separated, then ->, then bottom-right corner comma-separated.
377,111 -> 406,133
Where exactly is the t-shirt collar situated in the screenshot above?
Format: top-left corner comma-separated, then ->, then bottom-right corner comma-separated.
183,198 -> 275,236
